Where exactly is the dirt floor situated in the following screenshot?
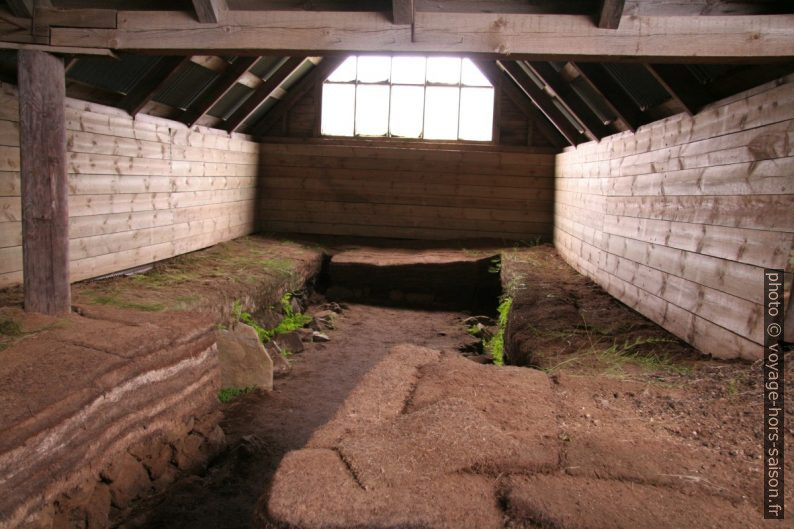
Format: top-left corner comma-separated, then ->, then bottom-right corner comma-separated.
2,236 -> 790,528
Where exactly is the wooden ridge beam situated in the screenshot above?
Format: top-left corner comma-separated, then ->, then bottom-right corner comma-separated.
525,61 -> 610,141
645,64 -> 714,115
43,11 -> 794,61
570,62 -> 643,132
498,61 -> 585,146
253,56 -> 344,136
472,59 -> 566,149
177,56 -> 258,127
120,56 -> 190,117
224,56 -> 306,132
192,0 -> 226,23
596,0 -> 625,29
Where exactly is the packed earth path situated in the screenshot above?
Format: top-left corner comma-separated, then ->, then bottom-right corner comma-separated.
128,302 -> 475,529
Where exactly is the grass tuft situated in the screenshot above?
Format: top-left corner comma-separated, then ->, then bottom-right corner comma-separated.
218,386 -> 257,403
484,296 -> 512,366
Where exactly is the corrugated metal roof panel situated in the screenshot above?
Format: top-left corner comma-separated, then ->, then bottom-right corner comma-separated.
242,96 -> 279,132
208,83 -> 253,120
279,60 -> 314,92
67,55 -> 161,94
250,57 -> 286,78
685,64 -> 734,85
152,61 -> 218,110
602,63 -> 670,111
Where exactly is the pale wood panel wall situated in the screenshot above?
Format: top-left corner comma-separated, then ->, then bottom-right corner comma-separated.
257,142 -> 556,241
554,77 -> 794,360
0,83 -> 259,288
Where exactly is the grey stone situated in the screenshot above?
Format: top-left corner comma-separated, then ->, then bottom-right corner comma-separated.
273,331 -> 304,355
216,323 -> 274,391
312,331 -> 330,343
265,343 -> 292,378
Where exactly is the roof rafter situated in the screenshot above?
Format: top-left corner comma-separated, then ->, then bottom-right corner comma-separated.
498,61 -> 586,146
392,0 -> 413,24
177,56 -> 258,127
253,56 -> 345,136
224,56 -> 307,132
645,64 -> 713,115
120,56 -> 191,117
525,61 -> 610,140
570,62 -> 643,132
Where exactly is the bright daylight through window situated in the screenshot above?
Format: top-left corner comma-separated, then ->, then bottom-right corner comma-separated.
321,56 -> 494,141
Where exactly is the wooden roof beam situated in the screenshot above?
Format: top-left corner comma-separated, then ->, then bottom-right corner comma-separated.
252,56 -> 344,136
119,56 -> 190,117
223,56 -> 306,132
596,0 -> 625,29
392,0 -> 413,24
524,61 -> 610,141
45,11 -> 794,61
498,61 -> 585,146
472,59 -> 567,150
177,56 -> 258,127
192,0 -> 226,23
569,62 -> 643,132
645,64 -> 714,116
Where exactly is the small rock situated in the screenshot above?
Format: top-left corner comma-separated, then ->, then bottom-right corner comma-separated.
463,315 -> 496,327
273,331 -> 304,355
289,297 -> 302,315
265,344 -> 291,378
296,327 -> 314,342
312,331 -> 330,342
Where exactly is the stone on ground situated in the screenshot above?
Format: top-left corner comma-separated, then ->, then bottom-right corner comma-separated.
216,323 -> 273,391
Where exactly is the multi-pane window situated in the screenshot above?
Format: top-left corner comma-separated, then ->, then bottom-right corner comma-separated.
321,56 -> 494,141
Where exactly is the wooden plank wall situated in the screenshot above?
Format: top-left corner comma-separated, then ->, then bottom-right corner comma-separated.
554,76 -> 794,360
0,82 -> 259,288
257,141 -> 556,240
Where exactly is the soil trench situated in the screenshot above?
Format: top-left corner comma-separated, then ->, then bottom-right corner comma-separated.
131,303 -> 475,529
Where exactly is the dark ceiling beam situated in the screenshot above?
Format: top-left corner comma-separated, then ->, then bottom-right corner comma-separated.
252,56 -> 345,136
473,60 -> 567,150
525,61 -> 609,141
645,64 -> 714,115
224,56 -> 307,132
596,0 -> 625,29
498,61 -> 585,146
570,62 -> 643,132
192,0 -> 226,23
177,56 -> 258,127
119,56 -> 190,117
392,0 -> 414,24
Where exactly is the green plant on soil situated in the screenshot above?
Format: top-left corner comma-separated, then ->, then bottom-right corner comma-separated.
231,294 -> 312,357
218,386 -> 256,403
90,294 -> 165,312
484,296 -> 512,366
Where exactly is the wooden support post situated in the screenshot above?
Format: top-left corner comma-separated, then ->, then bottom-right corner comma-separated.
596,0 -> 625,29
192,0 -> 226,23
392,0 -> 414,24
17,50 -> 70,315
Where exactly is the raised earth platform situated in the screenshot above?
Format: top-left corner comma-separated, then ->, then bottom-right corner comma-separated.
326,248 -> 502,311
257,344 -> 771,529
0,305 -> 224,529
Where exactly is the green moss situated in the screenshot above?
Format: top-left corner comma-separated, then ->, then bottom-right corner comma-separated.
0,319 -> 22,336
484,296 -> 512,366
218,386 -> 256,403
231,293 -> 312,356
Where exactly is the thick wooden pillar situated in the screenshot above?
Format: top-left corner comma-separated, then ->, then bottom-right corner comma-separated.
17,50 -> 70,314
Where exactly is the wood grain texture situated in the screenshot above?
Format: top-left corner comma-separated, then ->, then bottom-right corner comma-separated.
258,141 -> 556,241
17,50 -> 70,314
554,77 -> 794,360
0,81 -> 258,288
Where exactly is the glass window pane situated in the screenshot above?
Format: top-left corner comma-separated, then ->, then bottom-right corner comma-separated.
389,85 -> 424,138
356,56 -> 391,83
424,86 -> 459,140
461,58 -> 491,87
327,56 -> 356,82
459,87 -> 494,141
355,85 -> 389,136
391,56 -> 426,84
426,57 -> 461,85
321,83 -> 355,136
